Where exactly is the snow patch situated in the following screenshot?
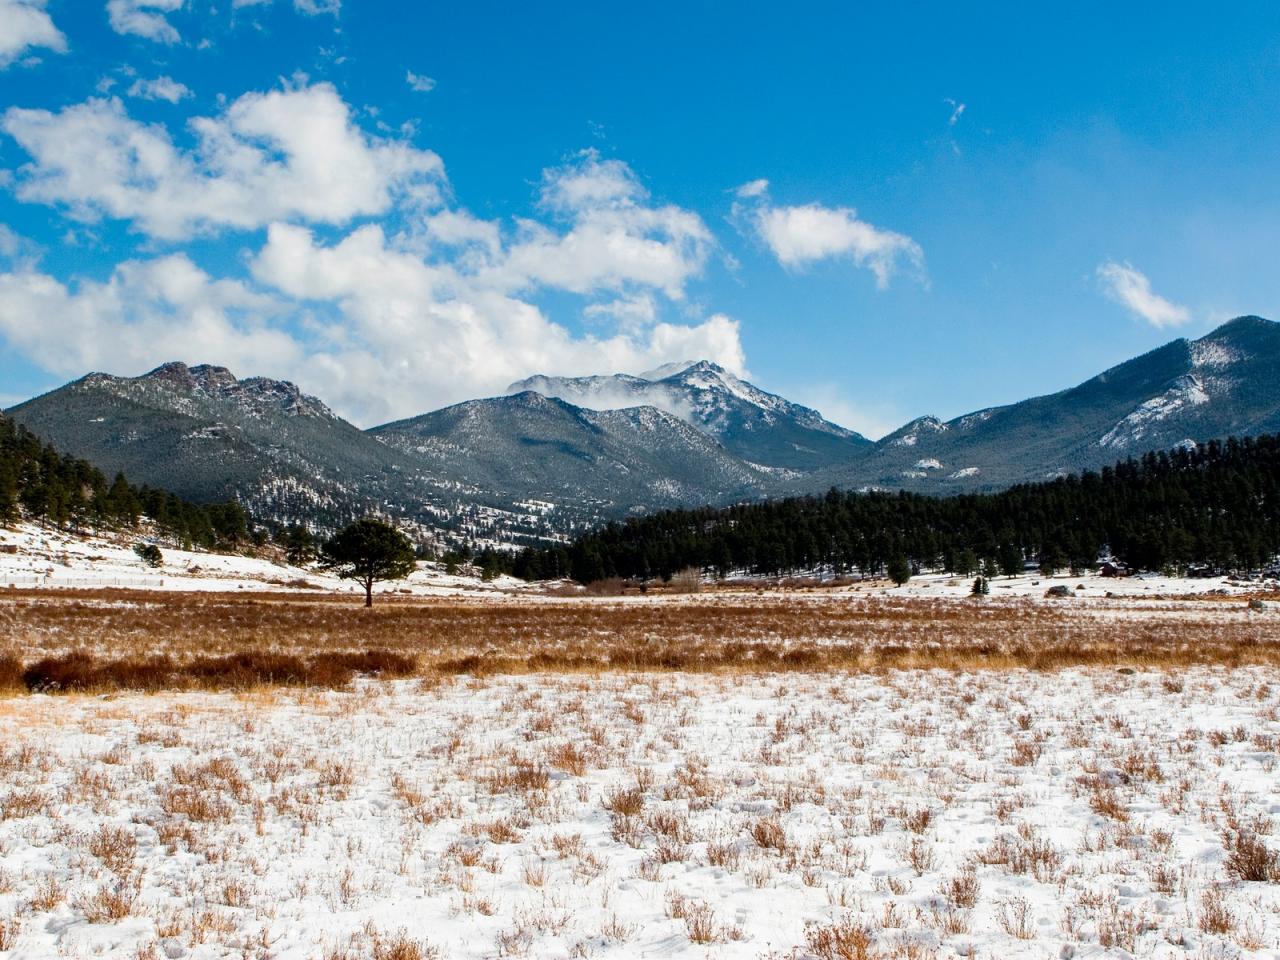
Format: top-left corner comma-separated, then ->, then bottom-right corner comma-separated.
1190,339 -> 1246,369
1099,374 -> 1210,449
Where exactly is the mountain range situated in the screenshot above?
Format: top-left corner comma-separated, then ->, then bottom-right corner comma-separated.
804,315 -> 1280,493
6,316 -> 1280,546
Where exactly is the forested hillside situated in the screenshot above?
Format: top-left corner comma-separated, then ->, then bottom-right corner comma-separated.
0,416 -> 251,550
520,435 -> 1280,583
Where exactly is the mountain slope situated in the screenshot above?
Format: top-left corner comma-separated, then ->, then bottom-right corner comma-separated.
5,362 -> 442,530
808,316 -> 1280,493
509,360 -> 870,471
370,391 -> 770,517
8,316 -> 1280,546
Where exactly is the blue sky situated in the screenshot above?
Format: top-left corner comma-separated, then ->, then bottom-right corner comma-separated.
1,1 -> 1279,435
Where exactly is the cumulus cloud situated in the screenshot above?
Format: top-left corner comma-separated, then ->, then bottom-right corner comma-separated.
0,80 -> 743,424
106,0 -> 184,44
405,71 -> 435,93
126,75 -> 192,103
2,82 -> 445,239
492,150 -> 713,300
0,254 -> 300,377
734,182 -> 924,288
584,293 -> 657,333
944,98 -> 965,126
245,221 -> 743,422
0,0 -> 65,67
415,209 -> 501,259
1096,260 -> 1190,328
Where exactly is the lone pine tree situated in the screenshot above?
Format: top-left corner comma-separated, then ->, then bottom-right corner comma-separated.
320,518 -> 417,607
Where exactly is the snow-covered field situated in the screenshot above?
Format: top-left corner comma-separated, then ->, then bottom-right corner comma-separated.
2,525 -> 1278,958
877,570 -> 1268,600
0,523 -> 523,597
1,669 -> 1278,959
1,520 -> 1265,607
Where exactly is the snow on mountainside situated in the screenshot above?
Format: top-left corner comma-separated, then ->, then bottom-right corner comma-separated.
1098,373 -> 1210,450
7,316 -> 1280,547
803,315 -> 1280,495
509,360 -> 870,471
132,361 -> 340,421
887,416 -> 948,448
5,363 -> 505,546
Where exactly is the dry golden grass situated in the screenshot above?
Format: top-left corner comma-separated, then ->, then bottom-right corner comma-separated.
0,587 -> 1278,692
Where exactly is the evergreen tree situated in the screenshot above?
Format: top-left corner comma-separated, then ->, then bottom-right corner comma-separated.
319,518 -> 418,607
0,416 -> 255,549
887,553 -> 911,586
1039,547 -> 1065,577
280,525 -> 316,566
0,459 -> 17,526
134,543 -> 164,568
999,543 -> 1024,578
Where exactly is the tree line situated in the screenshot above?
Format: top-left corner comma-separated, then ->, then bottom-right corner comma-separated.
512,435 -> 1280,583
0,416 -> 250,550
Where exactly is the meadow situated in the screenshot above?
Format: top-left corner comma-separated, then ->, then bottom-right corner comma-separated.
0,589 -> 1277,958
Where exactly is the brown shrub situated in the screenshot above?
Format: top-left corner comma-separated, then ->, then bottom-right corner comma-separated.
583,577 -> 626,596
1223,830 -> 1280,882
750,816 -> 788,852
18,649 -> 414,693
0,655 -> 21,692
603,785 -> 645,818
806,918 -> 876,960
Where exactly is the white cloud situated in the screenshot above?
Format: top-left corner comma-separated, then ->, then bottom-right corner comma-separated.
0,0 -> 65,67
539,151 -> 644,211
2,82 -> 445,239
944,98 -> 966,126
232,0 -> 338,10
735,183 -> 924,288
493,150 -> 713,300
126,75 -> 192,103
0,155 -> 743,425
0,223 -> 40,265
106,0 -> 184,44
246,221 -> 744,423
1096,260 -> 1190,328
584,293 -> 657,333
406,71 -> 435,93
0,83 -> 741,425
0,254 -> 300,378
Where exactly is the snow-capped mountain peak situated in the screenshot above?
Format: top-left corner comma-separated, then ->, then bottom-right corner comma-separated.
507,361 -> 870,471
